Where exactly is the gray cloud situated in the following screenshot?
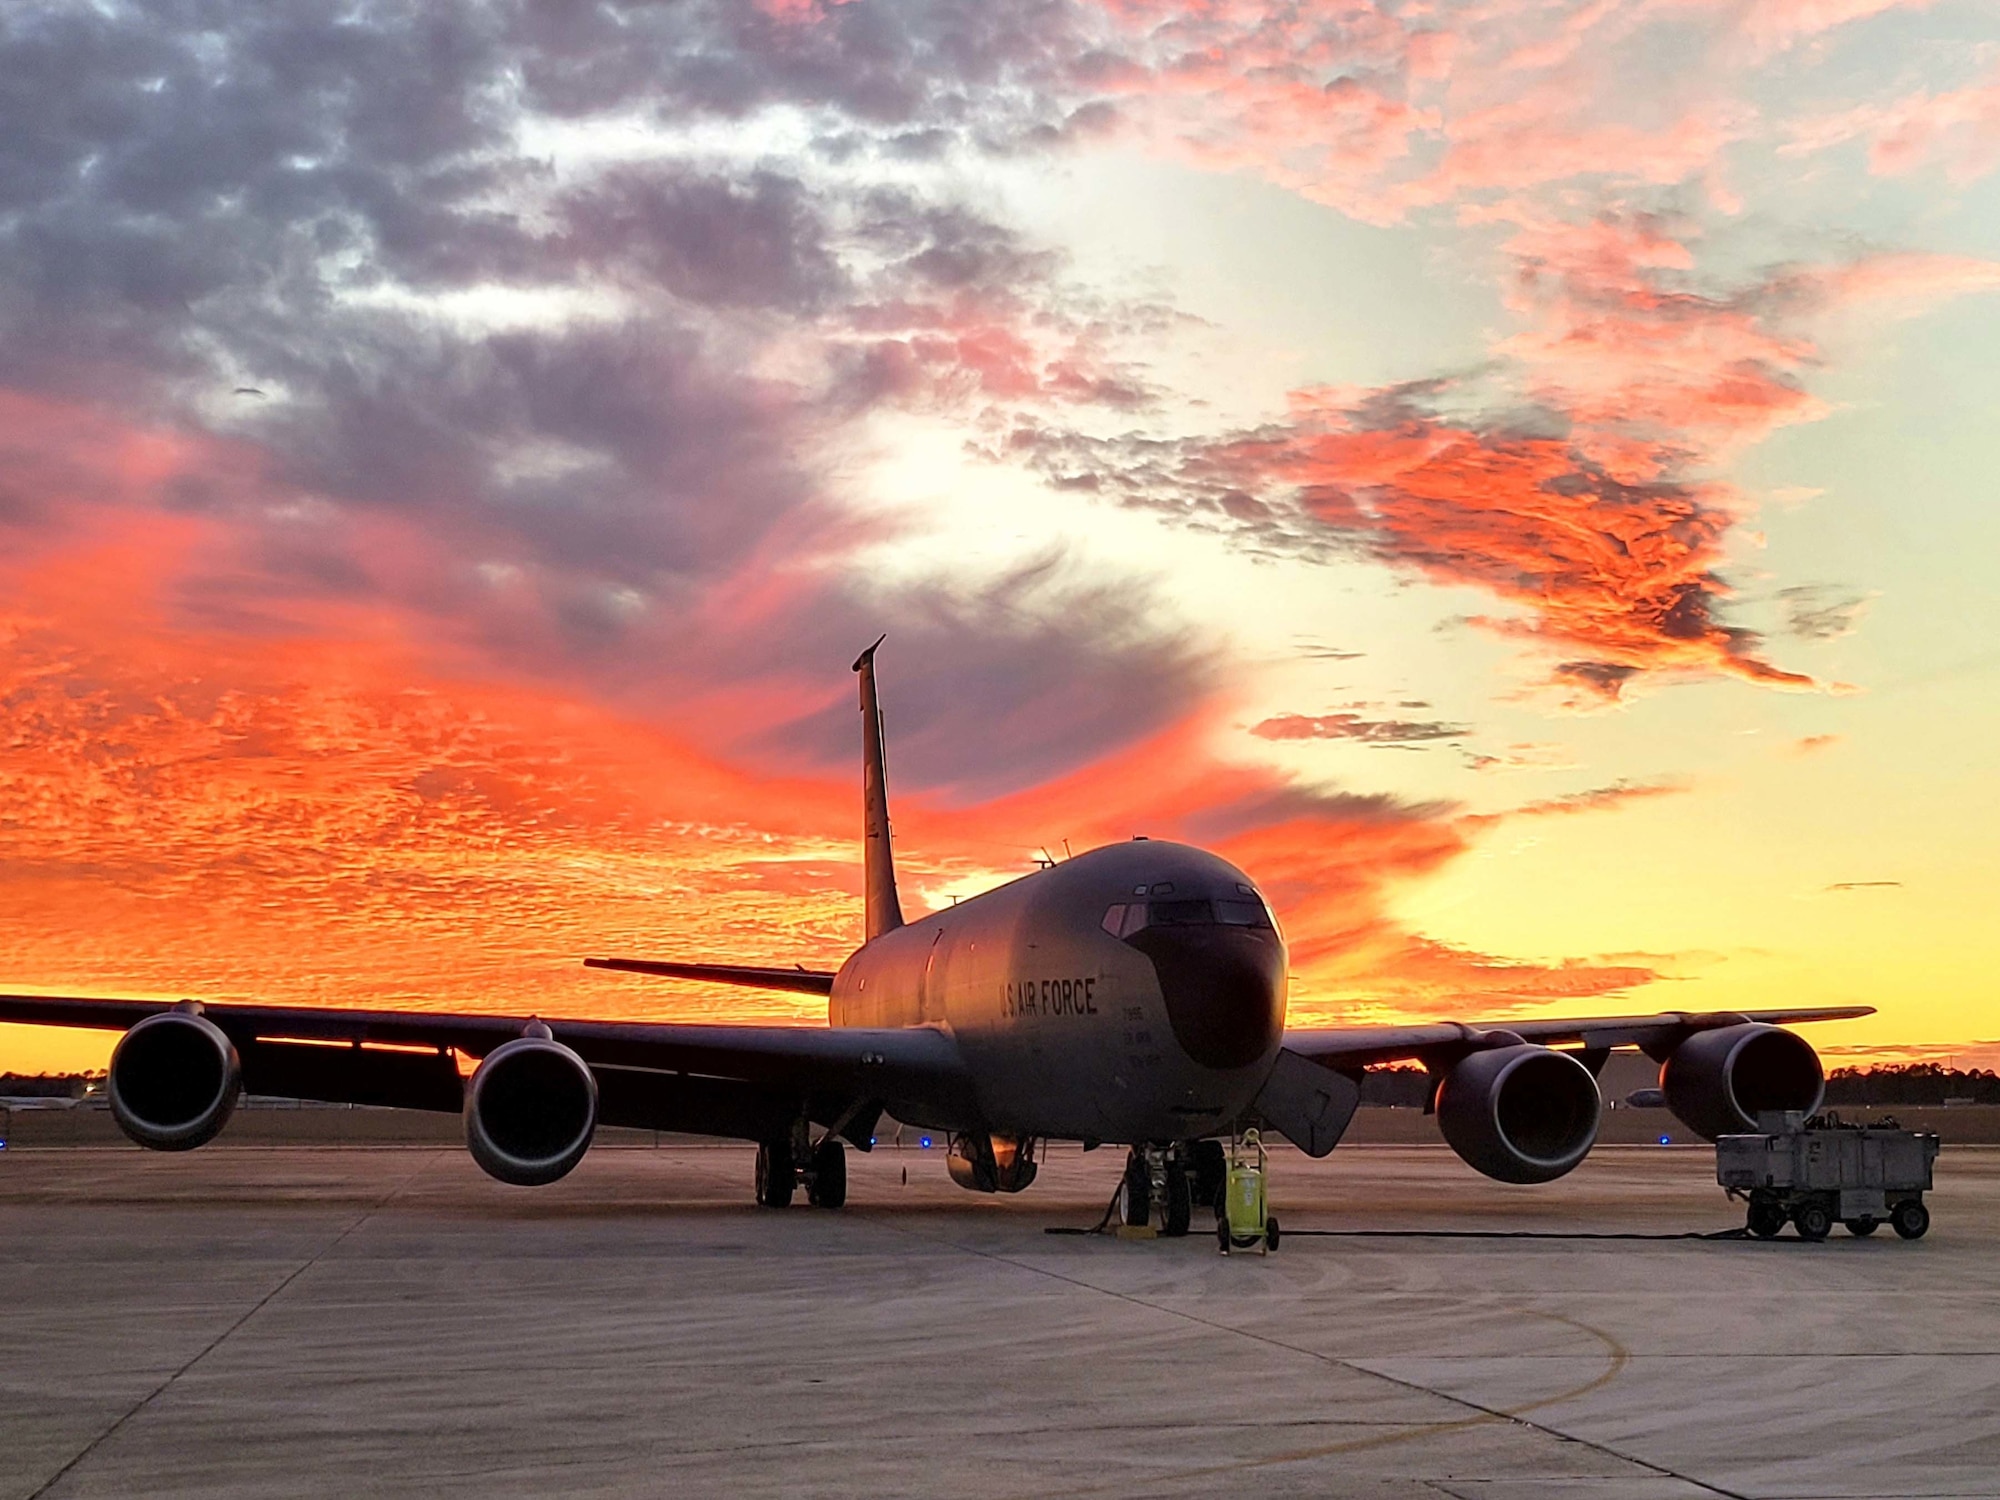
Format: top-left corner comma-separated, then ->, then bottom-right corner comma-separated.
1250,711 -> 1468,749
0,0 -> 1215,795
1777,584 -> 1872,641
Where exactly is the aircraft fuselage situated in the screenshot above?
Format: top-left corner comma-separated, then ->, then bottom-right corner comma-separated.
831,839 -> 1286,1143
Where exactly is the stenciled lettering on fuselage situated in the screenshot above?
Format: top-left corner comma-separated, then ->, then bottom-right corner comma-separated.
1002,976 -> 1099,1018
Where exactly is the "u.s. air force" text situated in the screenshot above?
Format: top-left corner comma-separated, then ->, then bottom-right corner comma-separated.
1003,976 -> 1098,1018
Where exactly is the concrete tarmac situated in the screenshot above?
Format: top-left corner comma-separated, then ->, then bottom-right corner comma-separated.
2,1140 -> 1995,1499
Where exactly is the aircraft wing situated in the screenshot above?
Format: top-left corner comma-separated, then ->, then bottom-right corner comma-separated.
0,993 -> 973,1143
1280,1005 -> 1875,1071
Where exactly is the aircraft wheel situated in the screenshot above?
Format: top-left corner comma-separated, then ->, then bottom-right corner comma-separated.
755,1139 -> 795,1208
1845,1216 -> 1879,1237
1264,1214 -> 1281,1252
807,1137 -> 846,1210
1189,1140 -> 1227,1209
1892,1199 -> 1930,1240
1746,1200 -> 1787,1239
1162,1159 -> 1192,1237
1793,1201 -> 1832,1242
1121,1150 -> 1151,1227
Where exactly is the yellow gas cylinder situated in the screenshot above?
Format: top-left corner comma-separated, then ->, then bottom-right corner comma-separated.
1220,1129 -> 1279,1254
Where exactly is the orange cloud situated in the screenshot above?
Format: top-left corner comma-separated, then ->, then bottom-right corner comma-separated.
0,503 -> 1671,1058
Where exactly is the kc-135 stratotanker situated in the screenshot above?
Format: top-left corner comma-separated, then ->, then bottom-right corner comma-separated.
1,642 -> 1868,1232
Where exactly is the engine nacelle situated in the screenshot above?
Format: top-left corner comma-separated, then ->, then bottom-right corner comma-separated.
1661,1022 -> 1823,1140
946,1132 -> 1038,1193
1436,1042 -> 1600,1185
464,1036 -> 598,1186
108,1010 -> 242,1151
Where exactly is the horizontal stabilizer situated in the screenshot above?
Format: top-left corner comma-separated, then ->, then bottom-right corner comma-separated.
583,957 -> 836,996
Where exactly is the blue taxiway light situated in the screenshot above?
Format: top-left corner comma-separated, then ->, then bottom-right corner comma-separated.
919,1136 -> 932,1149
1658,1135 -> 1672,1145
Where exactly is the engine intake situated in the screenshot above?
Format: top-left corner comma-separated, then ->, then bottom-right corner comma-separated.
1436,1042 -> 1600,1184
1661,1022 -> 1823,1140
108,1010 -> 241,1151
946,1132 -> 1038,1193
464,1036 -> 598,1186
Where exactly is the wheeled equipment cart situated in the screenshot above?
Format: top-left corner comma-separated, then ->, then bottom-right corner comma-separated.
1217,1128 -> 1281,1254
1717,1111 -> 1939,1242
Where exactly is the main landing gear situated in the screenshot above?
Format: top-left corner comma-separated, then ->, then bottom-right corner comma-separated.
1121,1141 -> 1227,1237
755,1123 -> 847,1210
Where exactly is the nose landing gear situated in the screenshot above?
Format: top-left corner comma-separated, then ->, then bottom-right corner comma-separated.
1119,1143 -> 1199,1236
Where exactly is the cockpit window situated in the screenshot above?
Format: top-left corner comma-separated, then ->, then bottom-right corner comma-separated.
1106,897 -> 1273,936
1214,899 -> 1271,927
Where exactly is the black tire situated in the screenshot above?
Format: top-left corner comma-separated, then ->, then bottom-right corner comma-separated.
807,1137 -> 847,1210
1189,1140 -> 1227,1209
755,1139 -> 795,1209
1162,1159 -> 1192,1237
1892,1199 -> 1930,1240
1217,1218 -> 1230,1253
1264,1213 -> 1281,1252
1121,1150 -> 1151,1227
1793,1201 -> 1832,1242
1747,1200 -> 1787,1239
1845,1217 -> 1879,1237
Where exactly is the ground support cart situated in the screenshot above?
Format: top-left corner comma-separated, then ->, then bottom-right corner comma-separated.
1717,1111 -> 1939,1241
1217,1129 -> 1281,1254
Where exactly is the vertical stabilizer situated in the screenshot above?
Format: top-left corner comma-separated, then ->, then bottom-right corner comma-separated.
852,636 -> 904,941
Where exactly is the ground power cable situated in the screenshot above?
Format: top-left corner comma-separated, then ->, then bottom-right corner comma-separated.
28,1149 -> 444,1500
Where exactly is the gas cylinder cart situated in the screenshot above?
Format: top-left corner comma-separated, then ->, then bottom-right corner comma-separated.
1216,1128 -> 1282,1255
1717,1111 -> 1940,1242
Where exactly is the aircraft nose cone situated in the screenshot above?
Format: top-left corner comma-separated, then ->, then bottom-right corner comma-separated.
1125,925 -> 1285,1070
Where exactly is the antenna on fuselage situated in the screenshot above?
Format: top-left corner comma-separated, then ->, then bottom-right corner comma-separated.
852,636 -> 904,942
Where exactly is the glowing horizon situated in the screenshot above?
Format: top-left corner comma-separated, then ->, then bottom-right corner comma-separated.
3,0 -> 1997,1075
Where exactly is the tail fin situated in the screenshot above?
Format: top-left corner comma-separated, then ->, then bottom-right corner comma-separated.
852,636 -> 904,941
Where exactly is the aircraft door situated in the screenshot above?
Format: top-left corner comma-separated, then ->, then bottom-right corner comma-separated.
920,928 -> 946,1024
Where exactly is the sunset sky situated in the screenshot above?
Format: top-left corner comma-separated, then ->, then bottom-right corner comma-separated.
4,0 -> 1997,1075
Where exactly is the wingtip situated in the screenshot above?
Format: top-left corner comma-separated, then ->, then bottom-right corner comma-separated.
850,633 -> 887,673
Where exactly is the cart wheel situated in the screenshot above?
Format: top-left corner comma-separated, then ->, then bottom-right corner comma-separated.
1891,1199 -> 1930,1240
1793,1202 -> 1832,1241
1747,1201 -> 1786,1239
1264,1214 -> 1281,1252
1844,1217 -> 1878,1237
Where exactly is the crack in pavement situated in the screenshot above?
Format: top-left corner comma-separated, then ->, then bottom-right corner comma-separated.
28,1150 -> 444,1500
859,1214 -> 1749,1500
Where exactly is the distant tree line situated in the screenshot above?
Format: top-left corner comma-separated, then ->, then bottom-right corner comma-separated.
1358,1063 -> 2000,1109
0,1072 -> 104,1098
1360,1067 -> 1432,1107
1824,1065 -> 2000,1106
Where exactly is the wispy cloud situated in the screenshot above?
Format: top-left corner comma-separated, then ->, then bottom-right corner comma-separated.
1250,710 -> 1469,749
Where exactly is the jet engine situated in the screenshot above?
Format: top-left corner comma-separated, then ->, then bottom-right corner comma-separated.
1660,1022 -> 1822,1140
1435,1040 -> 1600,1185
946,1132 -> 1038,1193
107,1009 -> 242,1151
463,1034 -> 598,1186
